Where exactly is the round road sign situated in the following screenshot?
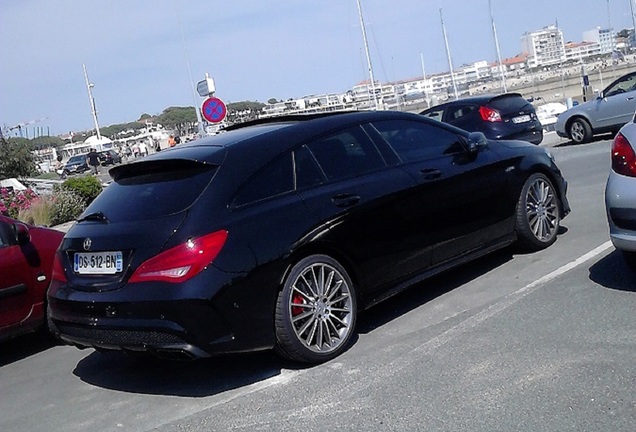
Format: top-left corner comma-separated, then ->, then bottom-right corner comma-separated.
201,97 -> 227,123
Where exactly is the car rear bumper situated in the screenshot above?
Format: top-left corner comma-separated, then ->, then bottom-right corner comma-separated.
605,172 -> 636,252
47,269 -> 276,359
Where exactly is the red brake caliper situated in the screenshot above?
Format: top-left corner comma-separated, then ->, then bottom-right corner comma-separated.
291,293 -> 305,316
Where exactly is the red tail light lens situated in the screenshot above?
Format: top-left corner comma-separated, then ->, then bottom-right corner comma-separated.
611,133 -> 636,177
129,230 -> 228,283
479,106 -> 502,122
51,252 -> 67,283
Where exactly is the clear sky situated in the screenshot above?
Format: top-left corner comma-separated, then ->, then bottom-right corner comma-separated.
1,0 -> 635,136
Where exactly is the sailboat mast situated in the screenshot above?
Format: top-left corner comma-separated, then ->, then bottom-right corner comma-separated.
83,63 -> 102,140
489,0 -> 507,92
356,0 -> 378,109
439,8 -> 459,100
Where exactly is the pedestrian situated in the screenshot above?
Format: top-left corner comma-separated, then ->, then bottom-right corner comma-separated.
138,141 -> 147,157
168,135 -> 176,147
154,138 -> 161,152
174,136 -> 181,145
86,148 -> 100,175
132,142 -> 140,158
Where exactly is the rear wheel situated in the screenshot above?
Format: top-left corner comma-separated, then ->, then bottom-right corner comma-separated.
275,254 -> 357,363
515,173 -> 560,250
568,118 -> 592,144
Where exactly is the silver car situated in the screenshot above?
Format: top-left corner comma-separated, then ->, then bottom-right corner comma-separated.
556,71 -> 636,144
605,115 -> 636,270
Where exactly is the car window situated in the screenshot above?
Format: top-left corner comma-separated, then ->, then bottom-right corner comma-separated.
605,74 -> 636,97
234,153 -> 294,206
295,146 -> 326,190
82,161 -> 217,222
421,107 -> 444,121
304,126 -> 385,182
447,105 -> 476,120
371,119 -> 466,162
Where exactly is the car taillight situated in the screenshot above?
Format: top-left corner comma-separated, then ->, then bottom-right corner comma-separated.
51,253 -> 67,283
611,133 -> 636,177
479,106 -> 502,122
129,230 -> 228,283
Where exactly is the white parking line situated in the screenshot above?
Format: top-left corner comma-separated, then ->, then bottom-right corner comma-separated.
382,241 -> 615,373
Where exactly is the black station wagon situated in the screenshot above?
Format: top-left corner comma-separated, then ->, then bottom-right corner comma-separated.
48,110 -> 569,363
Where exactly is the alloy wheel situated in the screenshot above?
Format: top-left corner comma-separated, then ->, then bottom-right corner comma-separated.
288,262 -> 354,354
525,176 -> 559,242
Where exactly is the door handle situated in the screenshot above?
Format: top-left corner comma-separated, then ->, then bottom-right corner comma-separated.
420,168 -> 442,180
331,194 -> 361,208
627,96 -> 634,101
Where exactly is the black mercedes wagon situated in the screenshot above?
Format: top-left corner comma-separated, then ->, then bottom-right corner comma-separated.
48,110 -> 569,363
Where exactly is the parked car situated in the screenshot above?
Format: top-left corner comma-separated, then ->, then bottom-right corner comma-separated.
605,115 -> 636,270
556,71 -> 636,144
98,149 -> 122,166
420,93 -> 543,145
62,154 -> 89,175
0,215 -> 64,342
48,111 -> 570,363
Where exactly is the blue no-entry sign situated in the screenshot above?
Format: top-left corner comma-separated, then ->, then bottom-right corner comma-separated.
201,97 -> 227,123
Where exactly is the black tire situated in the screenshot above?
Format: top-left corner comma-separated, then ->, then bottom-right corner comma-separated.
568,118 -> 592,144
515,173 -> 561,251
622,250 -> 636,271
275,254 -> 357,363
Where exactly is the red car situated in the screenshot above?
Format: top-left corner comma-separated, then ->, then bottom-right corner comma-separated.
0,215 -> 64,341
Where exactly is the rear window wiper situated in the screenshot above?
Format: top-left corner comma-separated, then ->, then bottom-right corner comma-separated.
77,211 -> 109,223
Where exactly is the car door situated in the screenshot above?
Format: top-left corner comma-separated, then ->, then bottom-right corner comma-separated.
0,220 -> 34,330
294,125 -> 420,294
593,72 -> 636,129
370,118 -> 511,267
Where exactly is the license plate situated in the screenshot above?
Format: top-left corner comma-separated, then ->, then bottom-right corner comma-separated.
512,114 -> 531,124
74,251 -> 123,274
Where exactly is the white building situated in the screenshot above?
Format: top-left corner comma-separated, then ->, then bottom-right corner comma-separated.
564,41 -> 602,62
582,27 -> 614,54
521,25 -> 566,68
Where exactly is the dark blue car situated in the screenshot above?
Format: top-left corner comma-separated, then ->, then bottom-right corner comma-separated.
420,93 -> 543,145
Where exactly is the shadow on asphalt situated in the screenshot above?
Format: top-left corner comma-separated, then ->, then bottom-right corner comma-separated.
589,249 -> 636,292
357,247 -> 514,334
553,132 -> 615,148
72,349 -> 301,398
0,330 -> 58,367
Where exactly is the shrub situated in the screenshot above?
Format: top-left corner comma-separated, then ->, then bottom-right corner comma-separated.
0,187 -> 38,219
50,189 -> 85,226
59,176 -> 103,206
18,195 -> 55,226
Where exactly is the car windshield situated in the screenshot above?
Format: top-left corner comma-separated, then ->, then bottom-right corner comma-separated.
81,161 -> 218,223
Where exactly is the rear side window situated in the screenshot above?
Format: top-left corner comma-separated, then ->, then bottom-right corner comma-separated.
372,119 -> 465,162
304,126 -> 385,182
233,153 -> 294,206
83,162 -> 217,222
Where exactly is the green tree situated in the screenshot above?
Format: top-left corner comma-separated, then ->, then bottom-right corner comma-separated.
0,136 -> 36,180
267,98 -> 279,104
156,106 -> 197,133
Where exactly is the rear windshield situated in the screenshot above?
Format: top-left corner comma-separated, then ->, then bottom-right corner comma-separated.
488,95 -> 531,112
82,161 -> 217,222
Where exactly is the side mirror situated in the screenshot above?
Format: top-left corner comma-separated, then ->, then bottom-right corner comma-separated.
466,132 -> 488,152
13,222 -> 31,245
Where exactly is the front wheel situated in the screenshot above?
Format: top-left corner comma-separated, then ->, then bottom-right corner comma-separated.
275,254 -> 357,363
515,173 -> 561,250
568,118 -> 592,144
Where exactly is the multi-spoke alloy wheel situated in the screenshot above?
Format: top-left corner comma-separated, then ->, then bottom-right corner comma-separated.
515,173 -> 561,250
275,255 -> 357,363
